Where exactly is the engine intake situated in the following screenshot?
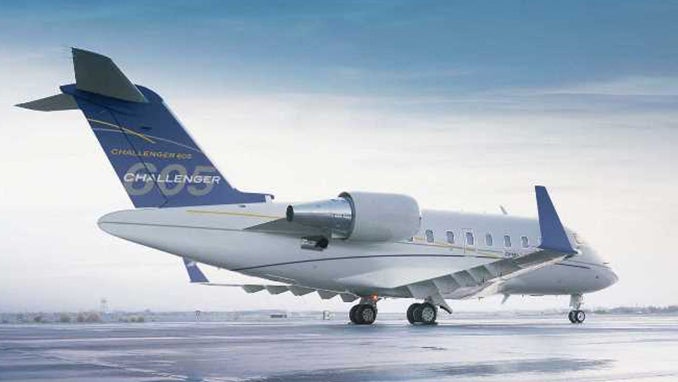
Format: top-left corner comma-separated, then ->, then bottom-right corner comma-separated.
286,191 -> 421,241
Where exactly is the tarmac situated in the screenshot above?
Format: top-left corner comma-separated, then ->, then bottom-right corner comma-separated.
2,314 -> 678,381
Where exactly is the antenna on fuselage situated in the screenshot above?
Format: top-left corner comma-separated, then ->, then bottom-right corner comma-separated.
499,205 -> 508,215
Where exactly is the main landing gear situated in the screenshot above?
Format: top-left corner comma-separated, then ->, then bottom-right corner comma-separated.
407,302 -> 438,325
349,297 -> 378,325
568,293 -> 586,324
348,297 -> 445,326
568,309 -> 586,324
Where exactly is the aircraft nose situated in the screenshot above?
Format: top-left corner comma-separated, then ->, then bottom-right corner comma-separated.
609,268 -> 619,286
601,267 -> 619,289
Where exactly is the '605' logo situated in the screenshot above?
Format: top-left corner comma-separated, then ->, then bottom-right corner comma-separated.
123,163 -> 222,197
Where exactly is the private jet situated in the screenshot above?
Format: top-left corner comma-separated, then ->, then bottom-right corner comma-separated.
18,48 -> 618,325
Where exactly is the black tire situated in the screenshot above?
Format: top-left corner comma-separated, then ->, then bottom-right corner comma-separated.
568,310 -> 576,324
407,303 -> 421,324
575,310 -> 586,323
418,303 -> 437,325
357,304 -> 376,325
349,305 -> 360,324
412,304 -> 424,323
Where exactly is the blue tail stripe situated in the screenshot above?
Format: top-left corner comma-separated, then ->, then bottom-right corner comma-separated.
60,82 -> 269,208
535,186 -> 576,254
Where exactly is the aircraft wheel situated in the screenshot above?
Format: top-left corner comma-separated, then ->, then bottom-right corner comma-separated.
407,303 -> 421,324
356,304 -> 377,325
416,303 -> 437,325
349,305 -> 360,324
574,310 -> 586,323
569,310 -> 586,324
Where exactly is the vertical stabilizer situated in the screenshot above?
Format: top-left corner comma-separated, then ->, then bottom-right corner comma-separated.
16,48 -> 271,208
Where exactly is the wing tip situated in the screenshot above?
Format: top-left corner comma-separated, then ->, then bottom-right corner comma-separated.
183,258 -> 209,283
534,185 -> 576,254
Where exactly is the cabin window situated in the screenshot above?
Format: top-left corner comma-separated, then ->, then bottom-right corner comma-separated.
465,232 -> 474,246
521,236 -> 529,248
504,235 -> 512,248
425,229 -> 434,243
446,231 -> 455,244
485,233 -> 493,246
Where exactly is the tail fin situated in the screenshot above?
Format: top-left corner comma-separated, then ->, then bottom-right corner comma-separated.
17,48 -> 270,208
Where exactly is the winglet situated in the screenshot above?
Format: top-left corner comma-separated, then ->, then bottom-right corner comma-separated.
535,186 -> 576,254
183,258 -> 209,283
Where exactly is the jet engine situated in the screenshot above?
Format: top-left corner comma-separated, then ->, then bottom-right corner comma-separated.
286,191 -> 421,242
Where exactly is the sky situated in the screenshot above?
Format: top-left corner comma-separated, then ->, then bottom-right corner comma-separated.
1,1 -> 677,313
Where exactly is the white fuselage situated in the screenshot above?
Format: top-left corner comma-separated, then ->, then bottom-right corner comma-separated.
98,202 -> 618,299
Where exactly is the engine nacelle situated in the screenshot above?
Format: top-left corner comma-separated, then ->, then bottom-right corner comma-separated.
286,191 -> 421,242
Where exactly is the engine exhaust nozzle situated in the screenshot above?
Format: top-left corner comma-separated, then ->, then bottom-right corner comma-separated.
285,197 -> 354,239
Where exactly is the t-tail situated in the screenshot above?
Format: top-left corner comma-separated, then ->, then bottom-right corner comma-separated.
16,48 -> 271,208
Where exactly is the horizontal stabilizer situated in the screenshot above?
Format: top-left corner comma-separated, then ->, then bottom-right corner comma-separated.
535,186 -> 576,254
183,258 -> 209,283
72,48 -> 147,103
15,93 -> 78,111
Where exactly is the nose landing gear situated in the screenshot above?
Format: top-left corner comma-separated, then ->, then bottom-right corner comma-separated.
568,293 -> 586,324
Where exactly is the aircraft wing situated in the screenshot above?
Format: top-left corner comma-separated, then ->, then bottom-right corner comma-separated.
402,248 -> 569,302
402,186 -> 578,307
182,257 -> 359,302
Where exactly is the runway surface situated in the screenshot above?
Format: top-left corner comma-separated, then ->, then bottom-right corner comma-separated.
1,314 -> 678,381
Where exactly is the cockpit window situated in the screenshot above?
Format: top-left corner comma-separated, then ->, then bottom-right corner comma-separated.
504,235 -> 511,248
